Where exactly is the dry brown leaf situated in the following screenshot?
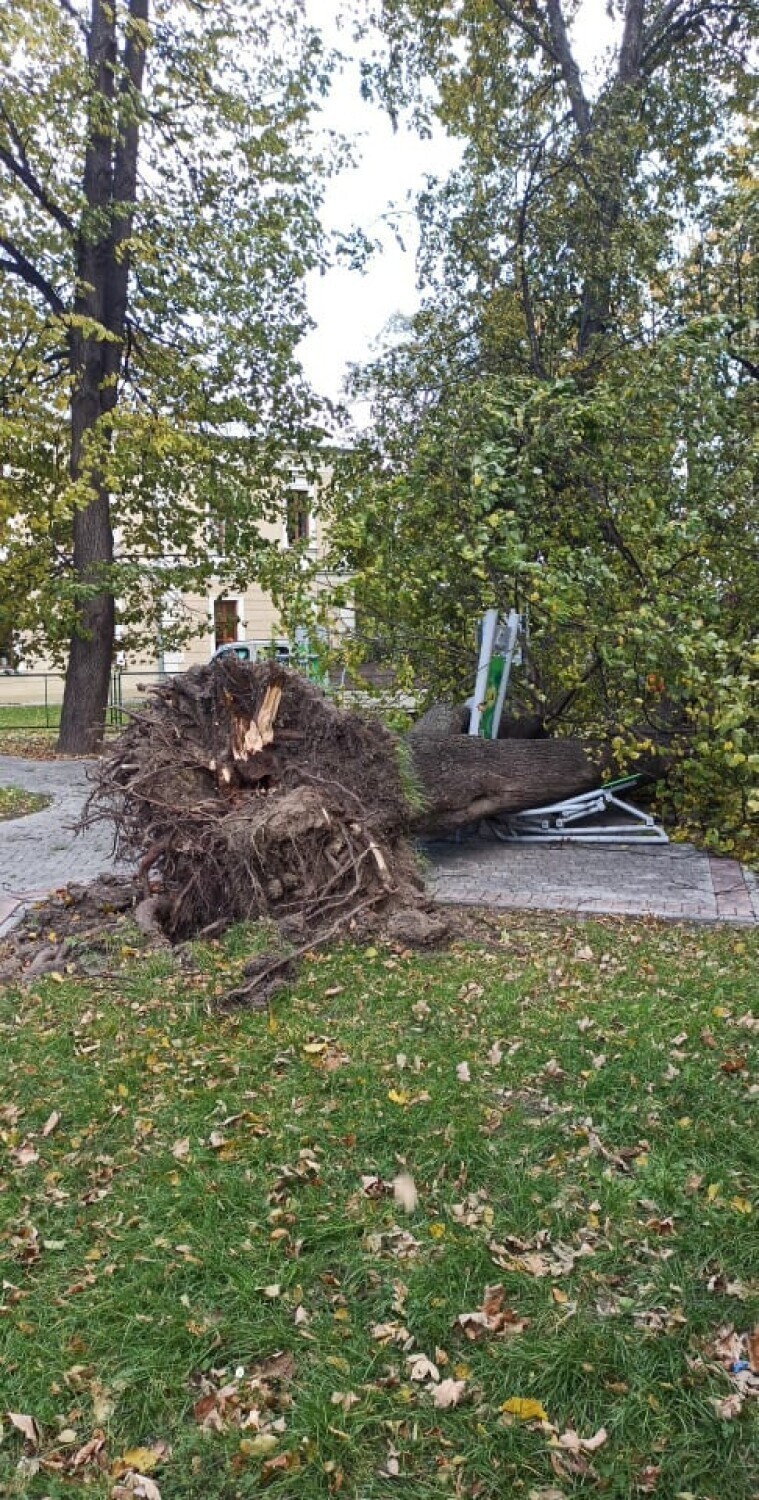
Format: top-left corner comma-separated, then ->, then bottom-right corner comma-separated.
11,1143 -> 39,1168
407,1353 -> 440,1382
71,1432 -> 108,1469
8,1412 -> 40,1447
432,1378 -> 467,1409
456,1061 -> 471,1083
747,1326 -> 759,1374
111,1477 -> 162,1500
171,1138 -> 190,1160
712,1393 -> 743,1420
557,1427 -> 608,1453
41,1110 -> 61,1136
457,1283 -> 529,1341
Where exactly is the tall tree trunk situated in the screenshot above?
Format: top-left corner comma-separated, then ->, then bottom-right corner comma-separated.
58,0 -> 148,754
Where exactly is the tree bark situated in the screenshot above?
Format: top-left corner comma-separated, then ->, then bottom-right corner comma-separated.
408,734 -> 597,831
58,0 -> 149,754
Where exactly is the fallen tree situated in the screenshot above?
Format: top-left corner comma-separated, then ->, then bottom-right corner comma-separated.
85,662 -> 599,998
409,731 -> 597,832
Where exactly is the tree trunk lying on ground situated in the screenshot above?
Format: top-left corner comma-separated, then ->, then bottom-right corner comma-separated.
408,733 -> 597,832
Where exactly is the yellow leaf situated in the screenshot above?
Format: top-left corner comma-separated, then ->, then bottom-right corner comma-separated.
387,1089 -> 410,1105
552,1287 -> 569,1304
730,1197 -> 753,1215
707,1183 -> 722,1202
303,1042 -> 327,1055
501,1397 -> 549,1422
429,1222 -> 446,1239
239,1434 -> 279,1457
112,1445 -> 166,1476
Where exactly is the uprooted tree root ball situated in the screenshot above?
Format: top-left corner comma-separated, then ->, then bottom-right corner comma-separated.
85,660 -> 427,981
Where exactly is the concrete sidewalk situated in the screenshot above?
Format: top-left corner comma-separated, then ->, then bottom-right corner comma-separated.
1,753 -> 757,936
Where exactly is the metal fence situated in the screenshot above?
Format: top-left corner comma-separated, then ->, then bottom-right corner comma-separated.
0,667 -> 418,735
0,670 -> 169,734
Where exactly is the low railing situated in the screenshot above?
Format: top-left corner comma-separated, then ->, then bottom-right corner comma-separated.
0,669 -> 169,734
0,666 -> 418,736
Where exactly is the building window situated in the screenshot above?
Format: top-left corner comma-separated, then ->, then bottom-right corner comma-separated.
286,491 -> 310,546
214,597 -> 239,649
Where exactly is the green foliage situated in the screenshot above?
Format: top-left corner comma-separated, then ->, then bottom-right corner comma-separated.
0,0 -> 334,665
323,2 -> 758,859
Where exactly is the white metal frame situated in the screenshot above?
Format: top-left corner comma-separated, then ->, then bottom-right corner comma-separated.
491,785 -> 669,843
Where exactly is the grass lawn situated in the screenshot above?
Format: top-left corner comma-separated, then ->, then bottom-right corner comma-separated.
0,706 -> 61,729
0,786 -> 50,820
0,915 -> 757,1499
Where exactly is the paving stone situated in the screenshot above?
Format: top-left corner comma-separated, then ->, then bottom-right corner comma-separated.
0,754 -> 128,932
423,832 -> 757,927
1,754 -> 756,932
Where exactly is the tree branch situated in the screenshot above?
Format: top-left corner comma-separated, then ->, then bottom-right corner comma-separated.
490,0 -> 559,63
543,0 -> 592,135
0,237 -> 67,316
0,108 -> 76,236
618,0 -> 646,82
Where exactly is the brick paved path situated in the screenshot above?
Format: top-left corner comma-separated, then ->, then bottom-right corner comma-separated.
0,755 -> 127,935
1,754 -> 757,936
426,834 -> 759,925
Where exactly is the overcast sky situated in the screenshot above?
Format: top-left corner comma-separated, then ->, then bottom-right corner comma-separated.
299,0 -> 617,404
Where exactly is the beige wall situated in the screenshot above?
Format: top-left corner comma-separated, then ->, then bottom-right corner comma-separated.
12,467 -> 345,679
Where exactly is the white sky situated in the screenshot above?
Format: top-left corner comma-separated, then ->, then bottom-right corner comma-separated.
299,1 -> 617,403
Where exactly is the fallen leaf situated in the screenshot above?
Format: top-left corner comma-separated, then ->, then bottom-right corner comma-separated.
407,1353 -> 440,1383
330,1390 -> 360,1413
393,1173 -> 418,1214
111,1477 -> 161,1500
557,1427 -> 608,1453
432,1378 -> 467,1409
501,1397 -> 549,1422
239,1433 -> 279,1456
11,1143 -> 39,1168
111,1444 -> 170,1478
171,1138 -> 190,1160
9,1412 -> 40,1447
712,1393 -> 743,1420
457,1284 -> 529,1340
748,1327 -> 759,1373
487,1041 -> 503,1065
42,1110 -> 61,1136
456,1062 -> 471,1083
